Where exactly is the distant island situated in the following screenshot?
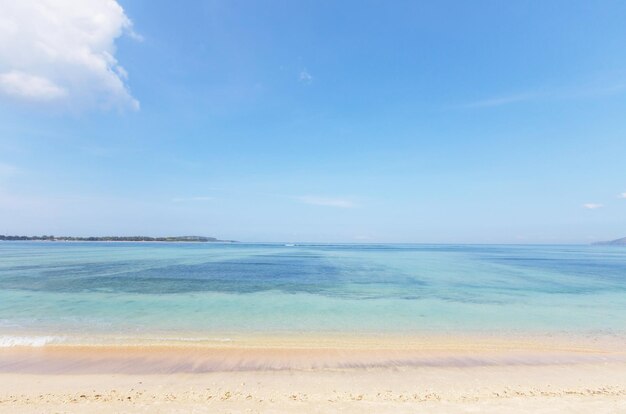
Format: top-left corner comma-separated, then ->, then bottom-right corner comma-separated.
0,235 -> 235,243
592,237 -> 626,246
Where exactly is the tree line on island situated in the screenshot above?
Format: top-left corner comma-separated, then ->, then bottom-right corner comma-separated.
0,235 -> 235,242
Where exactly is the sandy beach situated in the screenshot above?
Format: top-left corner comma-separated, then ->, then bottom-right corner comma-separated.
1,364 -> 625,413
1,334 -> 625,413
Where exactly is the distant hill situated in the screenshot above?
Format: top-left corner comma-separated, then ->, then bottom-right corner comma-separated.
592,237 -> 626,246
0,235 -> 236,243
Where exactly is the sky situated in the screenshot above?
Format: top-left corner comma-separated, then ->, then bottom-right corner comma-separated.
0,0 -> 625,243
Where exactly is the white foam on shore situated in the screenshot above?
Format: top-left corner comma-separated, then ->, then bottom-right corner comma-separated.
0,335 -> 65,347
0,335 -> 234,347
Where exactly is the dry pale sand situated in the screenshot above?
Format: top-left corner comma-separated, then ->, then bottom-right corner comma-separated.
1,364 -> 626,413
0,334 -> 625,413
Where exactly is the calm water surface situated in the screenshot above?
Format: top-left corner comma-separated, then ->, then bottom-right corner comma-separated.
0,242 -> 625,345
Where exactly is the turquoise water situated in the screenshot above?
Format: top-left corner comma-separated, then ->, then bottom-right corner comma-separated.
0,242 -> 625,344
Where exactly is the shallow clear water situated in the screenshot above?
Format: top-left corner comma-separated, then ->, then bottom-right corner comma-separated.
0,242 -> 625,344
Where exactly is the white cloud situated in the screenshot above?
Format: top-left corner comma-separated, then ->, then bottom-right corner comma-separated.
619,193 -> 626,199
299,69 -> 312,83
583,203 -> 603,209
172,196 -> 213,203
0,0 -> 139,111
297,196 -> 356,208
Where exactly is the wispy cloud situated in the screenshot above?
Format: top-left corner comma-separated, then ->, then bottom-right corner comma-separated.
564,83 -> 626,99
619,193 -> 626,199
0,162 -> 18,177
0,163 -> 19,188
299,69 -> 313,84
296,196 -> 356,208
463,92 -> 541,108
462,82 -> 626,109
172,196 -> 213,203
583,203 -> 603,210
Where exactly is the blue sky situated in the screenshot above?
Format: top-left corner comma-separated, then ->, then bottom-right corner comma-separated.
1,0 -> 625,243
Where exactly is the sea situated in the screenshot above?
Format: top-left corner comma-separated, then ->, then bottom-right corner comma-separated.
0,242 -> 625,346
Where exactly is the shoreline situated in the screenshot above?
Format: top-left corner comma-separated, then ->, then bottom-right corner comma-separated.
3,329 -> 625,347
1,332 -> 625,374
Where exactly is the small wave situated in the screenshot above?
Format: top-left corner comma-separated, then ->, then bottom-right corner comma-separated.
0,335 -> 64,347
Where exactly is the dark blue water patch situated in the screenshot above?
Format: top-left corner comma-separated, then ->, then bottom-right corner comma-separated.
0,252 -> 429,297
